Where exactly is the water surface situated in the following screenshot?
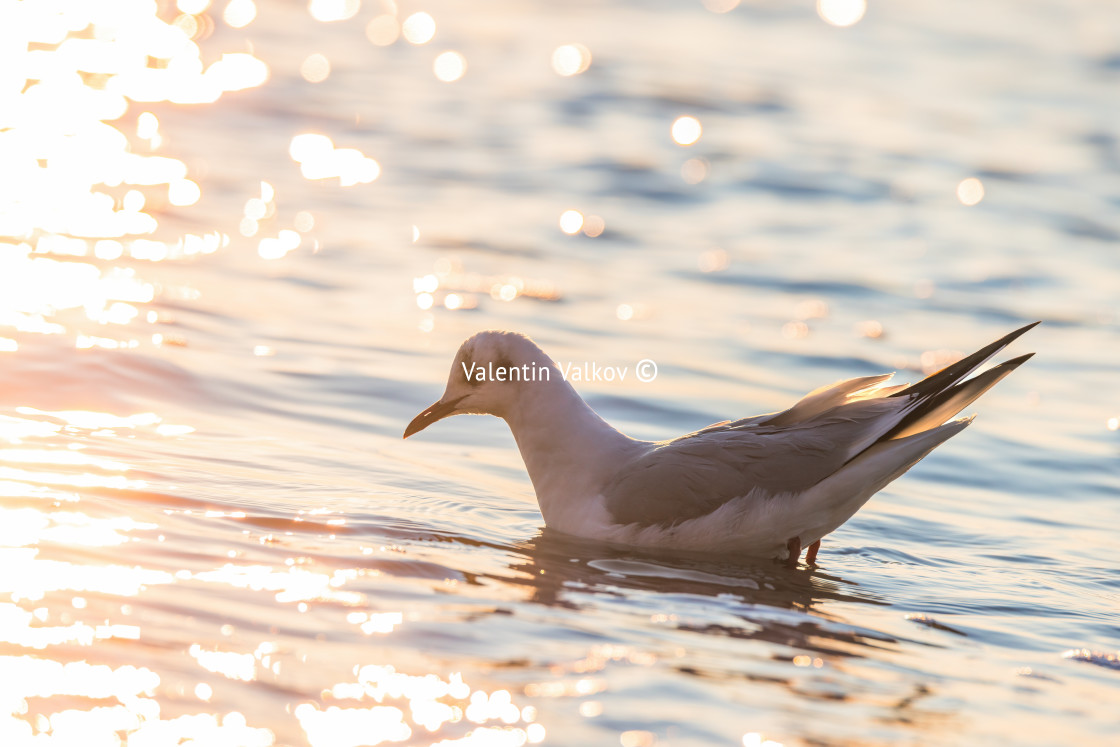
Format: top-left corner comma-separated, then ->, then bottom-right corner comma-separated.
1,1 -> 1118,745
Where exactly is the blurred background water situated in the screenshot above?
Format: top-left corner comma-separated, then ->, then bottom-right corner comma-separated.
1,0 -> 1118,744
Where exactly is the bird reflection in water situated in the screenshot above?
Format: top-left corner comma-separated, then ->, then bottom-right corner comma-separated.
491,531 -> 951,738
507,530 -> 888,642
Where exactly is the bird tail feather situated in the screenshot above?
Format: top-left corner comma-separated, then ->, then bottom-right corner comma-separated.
882,322 -> 1038,440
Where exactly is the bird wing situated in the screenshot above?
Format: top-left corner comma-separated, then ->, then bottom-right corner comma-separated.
603,321 -> 1038,528
602,397 -> 901,527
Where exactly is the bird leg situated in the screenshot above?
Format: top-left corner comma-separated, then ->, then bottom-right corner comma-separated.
805,539 -> 821,565
785,536 -> 801,568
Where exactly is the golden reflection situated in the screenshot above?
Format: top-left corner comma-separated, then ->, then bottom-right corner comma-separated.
190,643 -> 260,681
0,245 -> 162,344
414,274 -> 439,294
18,407 -> 164,431
299,666 -> 546,747
290,134 -> 380,186
524,677 -> 606,698
192,563 -> 363,605
296,703 -> 411,746
413,262 -> 560,314
0,465 -> 144,490
169,177 -> 202,206
0,507 -> 152,548
0,547 -> 174,599
137,111 -> 161,146
0,664 -> 277,746
259,230 -> 302,260
0,415 -> 62,441
1062,648 -> 1119,668
0,601 -> 141,648
2,2 -> 263,351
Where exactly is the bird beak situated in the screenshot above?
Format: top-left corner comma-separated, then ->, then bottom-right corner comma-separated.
403,396 -> 465,439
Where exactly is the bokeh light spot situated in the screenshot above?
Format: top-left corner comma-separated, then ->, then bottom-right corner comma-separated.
957,177 -> 985,206
223,0 -> 257,28
168,179 -> 201,207
817,0 -> 866,27
309,0 -> 360,23
559,210 -> 584,235
433,51 -> 466,82
682,158 -> 709,184
295,211 -> 315,232
552,44 -> 592,76
402,12 -> 435,45
671,116 -> 702,146
366,15 -> 400,46
583,215 -> 605,238
301,53 -> 331,83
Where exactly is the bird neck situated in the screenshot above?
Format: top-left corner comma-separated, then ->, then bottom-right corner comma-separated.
502,372 -> 642,531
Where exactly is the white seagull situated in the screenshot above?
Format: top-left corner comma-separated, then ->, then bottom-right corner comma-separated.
404,323 -> 1036,565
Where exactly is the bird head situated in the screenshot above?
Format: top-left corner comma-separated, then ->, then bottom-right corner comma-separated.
403,330 -> 547,438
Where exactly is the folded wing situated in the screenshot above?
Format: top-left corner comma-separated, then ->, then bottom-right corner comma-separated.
602,322 -> 1037,528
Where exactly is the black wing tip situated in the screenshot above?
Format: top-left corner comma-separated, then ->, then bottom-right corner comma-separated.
890,323 -> 1038,400
989,321 -> 1041,350
1003,351 -> 1036,366
1008,320 -> 1041,338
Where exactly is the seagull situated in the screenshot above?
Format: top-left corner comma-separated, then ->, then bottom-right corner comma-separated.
404,323 -> 1036,565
